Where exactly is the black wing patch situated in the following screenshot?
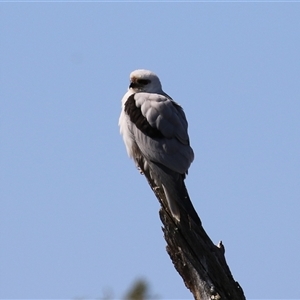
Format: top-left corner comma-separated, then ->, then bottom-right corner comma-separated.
124,94 -> 164,139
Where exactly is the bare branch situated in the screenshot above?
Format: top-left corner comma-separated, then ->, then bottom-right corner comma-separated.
145,175 -> 246,300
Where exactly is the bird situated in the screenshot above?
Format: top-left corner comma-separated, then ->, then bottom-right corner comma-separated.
119,69 -> 200,225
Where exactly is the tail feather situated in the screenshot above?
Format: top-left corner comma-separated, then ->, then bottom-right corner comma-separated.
148,161 -> 201,226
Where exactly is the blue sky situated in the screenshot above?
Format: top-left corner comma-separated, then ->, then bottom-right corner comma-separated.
1,2 -> 299,300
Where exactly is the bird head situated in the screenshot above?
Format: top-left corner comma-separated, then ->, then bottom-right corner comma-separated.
128,69 -> 163,93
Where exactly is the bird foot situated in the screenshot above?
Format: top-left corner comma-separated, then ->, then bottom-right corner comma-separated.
137,167 -> 144,175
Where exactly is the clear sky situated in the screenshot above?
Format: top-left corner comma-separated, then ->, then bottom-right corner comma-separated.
1,2 -> 299,300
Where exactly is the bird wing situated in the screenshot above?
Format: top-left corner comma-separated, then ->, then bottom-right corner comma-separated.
124,92 -> 194,174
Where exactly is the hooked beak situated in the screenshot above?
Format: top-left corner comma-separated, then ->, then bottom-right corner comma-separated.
129,81 -> 142,89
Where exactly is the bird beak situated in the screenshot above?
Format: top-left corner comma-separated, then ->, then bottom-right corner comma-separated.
129,81 -> 142,89
129,82 -> 136,89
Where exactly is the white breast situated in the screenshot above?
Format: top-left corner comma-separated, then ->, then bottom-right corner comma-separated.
118,90 -> 135,158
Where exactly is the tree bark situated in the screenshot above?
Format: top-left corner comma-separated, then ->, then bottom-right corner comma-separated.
145,176 -> 246,300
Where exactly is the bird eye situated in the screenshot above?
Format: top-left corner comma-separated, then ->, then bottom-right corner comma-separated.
137,79 -> 150,85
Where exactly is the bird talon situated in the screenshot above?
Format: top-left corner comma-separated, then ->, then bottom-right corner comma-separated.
137,167 -> 144,175
153,186 -> 160,191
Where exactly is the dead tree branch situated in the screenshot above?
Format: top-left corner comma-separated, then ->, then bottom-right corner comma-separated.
145,176 -> 246,300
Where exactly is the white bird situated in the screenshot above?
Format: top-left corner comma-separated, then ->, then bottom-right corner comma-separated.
119,69 -> 200,225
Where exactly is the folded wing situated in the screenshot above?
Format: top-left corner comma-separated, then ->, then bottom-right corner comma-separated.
124,92 -> 194,175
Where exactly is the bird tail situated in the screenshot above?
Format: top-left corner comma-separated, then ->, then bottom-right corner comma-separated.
148,161 -> 201,226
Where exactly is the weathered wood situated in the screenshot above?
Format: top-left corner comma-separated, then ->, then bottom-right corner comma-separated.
144,175 -> 246,300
